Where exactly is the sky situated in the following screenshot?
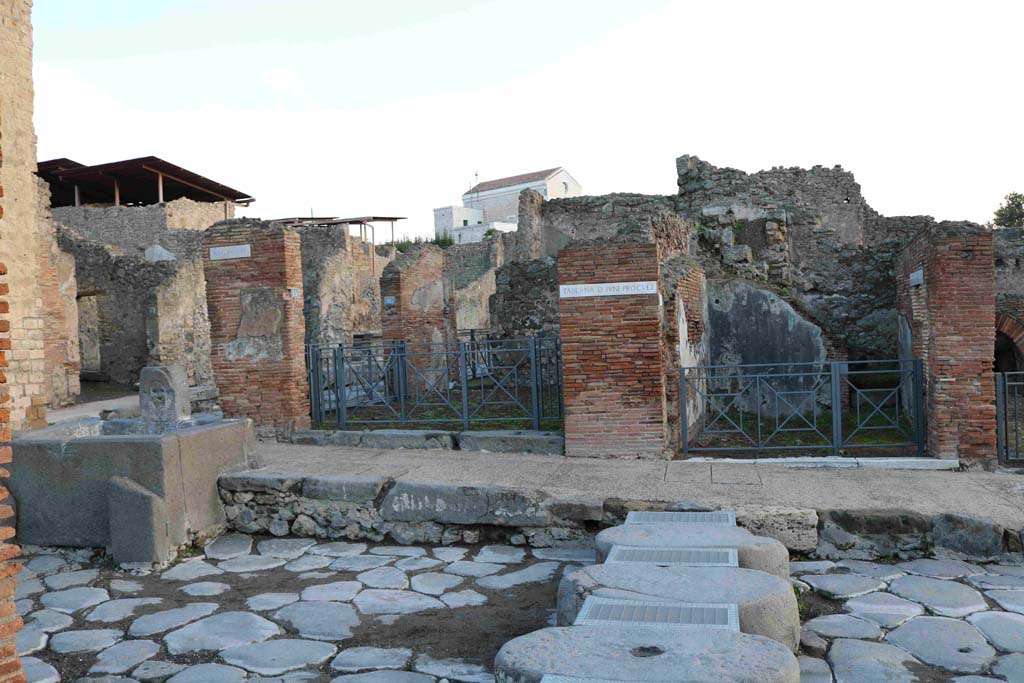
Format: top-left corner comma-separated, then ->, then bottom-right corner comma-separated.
33,0 -> 1023,238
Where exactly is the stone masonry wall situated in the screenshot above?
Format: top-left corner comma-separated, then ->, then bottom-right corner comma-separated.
489,257 -> 560,339
203,220 -> 310,432
446,236 -> 504,332
52,198 -> 230,250
559,242 -> 666,459
896,222 -> 996,463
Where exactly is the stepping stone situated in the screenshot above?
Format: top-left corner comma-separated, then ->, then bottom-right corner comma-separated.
332,673 -> 435,683
87,597 -> 163,622
993,653 -> 1024,682
804,614 -> 882,640
353,589 -> 445,615
273,601 -> 360,641
300,581 -> 362,602
828,639 -> 922,683
205,533 -> 253,560
989,590 -> 1024,615
50,628 -> 123,653
475,545 -> 525,564
164,611 -> 281,654
495,625 -> 798,683
17,629 -> 47,656
835,560 -> 905,581
90,639 -> 161,674
532,547 -> 597,563
258,538 -> 317,560
133,660 -> 186,682
968,611 -> 1024,652
444,561 -> 503,578
844,591 -> 924,628
412,572 -> 464,596
897,558 -> 984,579
889,576 -> 987,617
218,555 -> 287,573
559,563 -> 799,651
110,580 -> 143,593
129,603 -> 219,637
27,556 -> 68,575
414,654 -> 491,683
596,524 -> 789,578
331,647 -> 413,673
25,609 -> 74,633
221,638 -> 337,675
369,546 -> 426,558
247,592 -> 300,611
799,656 -> 833,683
20,657 -> 59,683
285,555 -> 333,572
887,616 -> 995,673
41,586 -> 110,613
395,557 -> 443,572
330,556 -> 396,572
433,547 -> 468,563
442,590 -> 487,608
180,581 -> 231,596
358,567 -> 409,589
790,561 -> 835,575
166,663 -> 248,683
969,574 -> 1024,590
803,574 -> 886,599
477,563 -> 559,590
310,542 -> 368,557
15,578 -> 44,599
162,559 -> 224,581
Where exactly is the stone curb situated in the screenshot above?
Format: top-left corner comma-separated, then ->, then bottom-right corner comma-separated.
290,429 -> 565,455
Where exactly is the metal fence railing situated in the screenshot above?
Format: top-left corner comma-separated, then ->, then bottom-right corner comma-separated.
996,371 -> 1024,464
307,337 -> 563,431
680,358 -> 925,456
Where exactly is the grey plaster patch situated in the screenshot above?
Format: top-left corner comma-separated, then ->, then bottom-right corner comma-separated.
844,591 -> 924,628
20,656 -> 59,683
968,610 -> 1024,653
989,590 -> 1024,615
50,628 -> 123,654
993,654 -> 1024,683
132,660 -> 186,682
204,534 -> 253,561
330,556 -> 396,572
353,589 -> 445,615
330,646 -> 413,673
24,609 -> 73,633
889,576 -> 988,617
369,547 -> 426,558
804,574 -> 886,599
273,601 -> 360,641
444,561 -> 503,578
827,638 -> 921,683
310,542 -> 368,558
129,603 -> 220,637
804,614 -> 882,640
164,611 -> 281,654
180,581 -> 231,597
87,598 -> 163,622
162,560 -> 224,581
886,616 -> 995,673
258,538 -> 317,560
90,639 -> 161,674
300,581 -> 362,602
432,548 -> 468,563
441,590 -> 487,608
247,593 -> 300,611
218,556 -> 287,573
835,560 -> 905,581
285,555 -> 333,573
411,572 -> 464,596
477,562 -> 559,590
395,557 -> 442,572
897,559 -> 984,579
221,639 -> 337,675
41,586 -> 111,613
474,545 -> 525,564
357,567 -> 409,590
166,663 -> 248,683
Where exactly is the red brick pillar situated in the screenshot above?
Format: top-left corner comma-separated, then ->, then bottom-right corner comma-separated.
203,222 -> 310,433
896,222 -> 996,463
559,242 -> 666,458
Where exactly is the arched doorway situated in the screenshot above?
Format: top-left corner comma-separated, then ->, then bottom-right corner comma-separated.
995,314 -> 1024,373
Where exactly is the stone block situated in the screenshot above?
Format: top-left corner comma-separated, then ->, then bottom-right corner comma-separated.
108,477 -> 170,565
381,481 -> 549,527
139,365 -> 191,427
218,471 -> 303,494
301,475 -> 388,503
360,430 -> 455,450
290,430 -> 364,447
736,505 -> 818,553
933,513 -> 1006,559
455,430 -> 564,455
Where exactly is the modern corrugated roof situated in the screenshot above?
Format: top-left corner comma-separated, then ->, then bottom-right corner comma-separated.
464,167 -> 562,195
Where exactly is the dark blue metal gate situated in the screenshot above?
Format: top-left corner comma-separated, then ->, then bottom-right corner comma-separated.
996,371 -> 1024,464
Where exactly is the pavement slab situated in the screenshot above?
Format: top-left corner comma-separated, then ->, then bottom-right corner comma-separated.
273,601 -> 361,641
218,555 -> 288,573
968,611 -> 1024,653
166,663 -> 248,683
989,590 -> 1024,615
886,616 -> 995,673
87,598 -> 162,623
411,573 -> 464,596
309,542 -> 368,558
258,538 -> 318,560
444,561 -> 503,578
993,653 -> 1024,683
353,589 -> 445,615
285,555 -> 334,573
331,672 -> 436,683
24,609 -> 73,634
330,556 -> 396,572
395,557 -> 443,572
802,574 -> 886,599
828,638 -> 922,683
180,581 -> 231,597
798,656 -> 833,683
889,576 -> 988,617
804,614 -> 882,640
357,567 -> 409,590
441,590 -> 487,608
164,612 -> 281,654
835,560 -> 906,581
221,639 -> 337,675
897,559 -> 985,579
49,628 -> 123,654
132,660 -> 186,681
129,603 -> 220,637
41,587 -> 111,614
843,591 -> 924,628
161,559 -> 224,581
44,568 -> 99,590
300,581 -> 362,602
20,656 -> 59,683
247,592 -> 300,611
476,563 -> 559,591
331,647 -> 413,673
204,534 -> 253,561
474,546 -> 525,564
90,639 -> 161,674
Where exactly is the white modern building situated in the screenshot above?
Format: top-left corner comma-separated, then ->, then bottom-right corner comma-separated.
434,167 -> 581,244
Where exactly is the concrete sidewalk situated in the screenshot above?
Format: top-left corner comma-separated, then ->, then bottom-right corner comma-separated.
253,442 -> 1024,530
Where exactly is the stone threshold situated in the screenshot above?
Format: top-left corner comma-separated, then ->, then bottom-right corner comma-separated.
291,428 -> 565,455
686,456 -> 960,470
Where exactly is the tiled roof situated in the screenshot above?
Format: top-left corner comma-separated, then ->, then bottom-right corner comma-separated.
464,167 -> 562,195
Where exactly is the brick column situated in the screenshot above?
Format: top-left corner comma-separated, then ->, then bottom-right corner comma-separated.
896,222 -> 996,463
203,221 -> 310,433
558,242 -> 666,458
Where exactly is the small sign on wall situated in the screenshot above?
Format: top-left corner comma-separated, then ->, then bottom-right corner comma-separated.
209,244 -> 252,261
383,296 -> 397,307
910,268 -> 924,287
559,281 -> 658,299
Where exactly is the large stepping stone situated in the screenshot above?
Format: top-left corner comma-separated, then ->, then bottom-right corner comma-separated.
828,639 -> 922,683
129,603 -> 219,637
26,556 -> 68,575
41,586 -> 110,613
897,558 -> 984,579
90,639 -> 161,674
803,574 -> 886,599
477,563 -> 560,590
595,523 -> 789,578
804,614 -> 882,640
166,663 -> 248,683
988,590 -> 1024,615
221,638 -> 337,675
300,581 -> 362,602
886,616 -> 995,673
558,563 -> 799,651
205,533 -> 253,560
273,601 -> 360,641
444,561 -> 503,578
20,657 -> 59,683
844,591 -> 923,628
50,628 -> 122,653
495,625 -> 798,683
790,560 -> 835,575
87,597 -> 162,622
257,538 -> 317,560
164,611 -> 281,654
353,589 -> 445,615
889,575 -> 988,617
331,647 -> 413,673
968,611 -> 1024,653
162,559 -> 223,581
358,567 -> 409,589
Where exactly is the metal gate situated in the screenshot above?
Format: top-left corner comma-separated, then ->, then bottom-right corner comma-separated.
996,372 -> 1024,464
680,359 -> 925,456
307,337 -> 563,431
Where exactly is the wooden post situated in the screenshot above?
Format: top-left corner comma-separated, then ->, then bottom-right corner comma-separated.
113,178 -> 120,206
74,185 -> 80,207
157,172 -> 164,203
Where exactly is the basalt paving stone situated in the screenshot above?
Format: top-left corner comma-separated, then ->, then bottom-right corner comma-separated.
50,628 -> 123,654
441,590 -> 487,608
432,548 -> 468,563
26,556 -> 68,574
828,639 -> 922,683
247,592 -> 301,611
90,639 -> 161,674
161,560 -> 224,581
357,567 -> 409,590
286,555 -> 334,573
968,611 -> 1024,652
204,534 -> 254,561
331,646 -> 413,673
444,561 -> 503,578
21,656 -> 59,683
218,555 -> 287,573
299,571 -> 338,581
129,603 -> 220,637
164,611 -> 281,654
369,547 -> 426,558
394,557 -> 442,572
329,556 -> 397,572
353,589 -> 445,615
897,559 -> 985,579
15,578 -> 45,599
413,655 -> 491,683
477,563 -> 559,591
474,545 -> 525,564
804,614 -> 882,640
798,656 -> 833,683
993,653 -> 1024,683
889,576 -> 988,617
494,625 -> 799,683
180,581 -> 232,597
331,672 -> 435,683
273,601 -> 361,641
310,543 -> 369,558
45,568 -> 99,589
87,598 -> 163,623
41,586 -> 110,613
17,629 -> 47,656
835,560 -> 906,581
15,599 -> 34,616
411,572 -> 464,596
25,609 -> 74,633
990,565 -> 1024,578
166,663 -> 248,683
132,660 -> 186,681
531,548 -> 597,563
258,538 -> 318,560
844,591 -> 924,628
801,573 -> 886,599
110,580 -> 143,594
790,561 -> 836,575
887,616 -> 995,673
989,590 -> 1024,615
952,678 -> 1007,683
221,639 -> 337,675
969,574 -> 1024,590
300,581 -> 362,602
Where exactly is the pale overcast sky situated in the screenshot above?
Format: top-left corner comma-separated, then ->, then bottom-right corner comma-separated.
33,0 -> 1022,237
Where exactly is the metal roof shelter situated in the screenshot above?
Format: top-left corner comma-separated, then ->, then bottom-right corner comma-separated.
272,215 -> 406,245
37,156 -> 254,208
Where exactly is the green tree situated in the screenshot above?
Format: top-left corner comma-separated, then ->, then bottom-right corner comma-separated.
995,192 -> 1024,228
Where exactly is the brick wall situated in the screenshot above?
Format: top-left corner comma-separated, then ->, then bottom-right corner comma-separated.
660,256 -> 708,453
203,221 -> 310,432
896,222 -> 996,463
380,244 -> 456,348
559,242 -> 666,458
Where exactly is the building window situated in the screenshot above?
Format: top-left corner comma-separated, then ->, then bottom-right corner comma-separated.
562,181 -> 569,193
463,219 -> 469,226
